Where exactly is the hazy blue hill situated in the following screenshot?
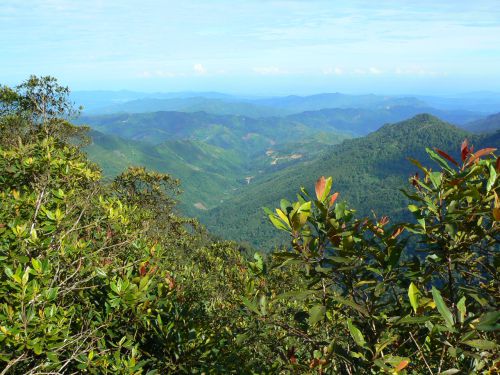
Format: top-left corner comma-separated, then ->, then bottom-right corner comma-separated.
89,97 -> 286,117
72,90 -> 236,112
201,114 -> 473,249
465,112 -> 500,133
415,92 -> 500,113
254,93 -> 427,112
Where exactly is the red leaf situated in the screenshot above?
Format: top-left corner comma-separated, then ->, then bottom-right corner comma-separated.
329,192 -> 339,206
315,176 -> 326,200
449,178 -> 463,186
496,157 -> 500,172
466,148 -> 497,166
461,139 -> 470,162
390,226 -> 404,239
434,148 -> 458,166
139,261 -> 149,276
379,216 -> 389,227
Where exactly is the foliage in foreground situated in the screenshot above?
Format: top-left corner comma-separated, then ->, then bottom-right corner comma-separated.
243,142 -> 499,373
0,77 -> 254,373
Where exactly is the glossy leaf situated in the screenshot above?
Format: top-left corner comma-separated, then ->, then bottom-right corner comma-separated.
432,287 -> 454,329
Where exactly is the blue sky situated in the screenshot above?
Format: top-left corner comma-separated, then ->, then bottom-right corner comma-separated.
1,0 -> 499,94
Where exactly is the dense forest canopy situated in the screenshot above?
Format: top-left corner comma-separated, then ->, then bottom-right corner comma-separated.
0,76 -> 498,374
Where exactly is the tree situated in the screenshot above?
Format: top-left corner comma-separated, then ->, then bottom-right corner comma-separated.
0,75 -> 87,147
247,142 -> 499,373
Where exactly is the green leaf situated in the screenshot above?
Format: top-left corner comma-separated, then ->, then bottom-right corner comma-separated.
428,171 -> 442,189
241,297 -> 260,315
331,295 -> 369,317
347,319 -> 366,348
431,287 -> 454,329
308,305 -> 326,325
235,333 -> 249,345
476,311 -> 500,331
269,214 -> 289,232
462,339 -> 497,350
487,163 -> 497,192
31,258 -> 42,273
408,282 -> 420,313
426,148 -> 453,172
22,266 -> 30,286
4,267 -> 13,279
456,296 -> 466,323
396,315 -> 431,325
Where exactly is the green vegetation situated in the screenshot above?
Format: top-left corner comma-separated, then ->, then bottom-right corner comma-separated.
82,112 -> 350,216
1,77 -> 498,374
203,114 -> 480,248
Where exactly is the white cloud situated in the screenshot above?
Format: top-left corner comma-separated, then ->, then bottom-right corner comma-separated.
252,66 -> 286,75
369,67 -> 382,75
193,63 -> 207,75
323,67 -> 343,75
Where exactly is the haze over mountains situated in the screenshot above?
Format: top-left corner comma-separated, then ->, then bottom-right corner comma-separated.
79,90 -> 500,248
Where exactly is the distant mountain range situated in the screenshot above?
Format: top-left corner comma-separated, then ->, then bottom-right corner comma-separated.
75,91 -> 498,120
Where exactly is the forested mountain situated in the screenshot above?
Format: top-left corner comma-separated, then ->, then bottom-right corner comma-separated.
84,109 -> 497,248
465,112 -> 500,133
202,114 -> 475,248
86,130 -> 246,212
80,111 -> 351,149
85,121 -> 350,215
286,106 -> 481,135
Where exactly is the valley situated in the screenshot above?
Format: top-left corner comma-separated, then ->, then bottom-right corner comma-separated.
79,92 -> 500,249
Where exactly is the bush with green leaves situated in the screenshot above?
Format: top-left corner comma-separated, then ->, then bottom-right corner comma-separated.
246,143 -> 499,373
0,76 -> 256,374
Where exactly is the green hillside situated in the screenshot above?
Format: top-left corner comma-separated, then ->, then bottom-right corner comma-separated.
288,106 -> 483,135
202,114 -> 474,248
80,110 -> 352,150
85,128 -> 349,216
86,130 -> 247,213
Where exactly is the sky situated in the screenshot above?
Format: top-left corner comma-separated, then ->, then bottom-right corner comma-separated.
1,0 -> 500,95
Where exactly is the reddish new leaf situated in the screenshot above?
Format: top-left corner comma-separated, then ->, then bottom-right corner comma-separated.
434,148 -> 458,166
379,216 -> 389,227
466,148 -> 497,166
329,192 -> 339,206
390,226 -> 405,240
315,176 -> 326,200
449,178 -> 464,186
496,156 -> 500,172
461,139 -> 470,162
